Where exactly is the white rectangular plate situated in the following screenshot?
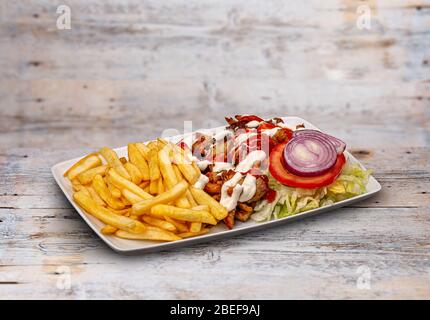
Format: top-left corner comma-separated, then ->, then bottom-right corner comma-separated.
52,116 -> 381,254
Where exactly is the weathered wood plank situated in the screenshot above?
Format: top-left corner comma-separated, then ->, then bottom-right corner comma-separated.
1,207 -> 429,299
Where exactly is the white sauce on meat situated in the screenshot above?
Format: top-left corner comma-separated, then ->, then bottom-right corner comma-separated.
213,130 -> 233,142
234,132 -> 257,147
246,120 -> 260,128
196,159 -> 211,171
213,162 -> 234,172
262,127 -> 280,137
219,151 -> 264,211
193,174 -> 209,189
220,172 -> 244,211
239,174 -> 257,202
235,150 -> 267,173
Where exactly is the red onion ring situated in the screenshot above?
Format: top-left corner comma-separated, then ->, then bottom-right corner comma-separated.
293,129 -> 346,155
282,134 -> 337,177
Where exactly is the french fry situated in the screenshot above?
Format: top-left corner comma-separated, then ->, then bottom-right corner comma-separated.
92,175 -> 125,210
124,162 -> 143,185
128,143 -> 150,180
149,149 -> 161,181
150,204 -> 217,225
121,196 -> 132,206
100,147 -> 131,181
172,165 -> 191,208
178,228 -> 210,238
158,177 -> 165,194
105,176 -> 122,198
143,185 -> 150,193
108,208 -> 130,216
158,145 -> 177,189
77,165 -> 109,185
139,181 -> 150,189
190,222 -> 202,233
64,153 -> 102,180
101,225 -> 118,235
163,216 -> 188,233
86,186 -> 106,207
132,180 -> 188,215
73,191 -> 146,233
142,216 -> 177,232
173,153 -> 200,184
190,187 -> 228,220
115,226 -> 181,242
122,189 -> 144,205
186,190 -> 198,207
192,205 -> 209,211
149,178 -> 158,195
108,168 -> 153,200
134,142 -> 151,160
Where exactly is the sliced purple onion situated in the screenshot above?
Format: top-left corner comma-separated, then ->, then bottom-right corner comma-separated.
293,129 -> 346,155
283,134 -> 337,177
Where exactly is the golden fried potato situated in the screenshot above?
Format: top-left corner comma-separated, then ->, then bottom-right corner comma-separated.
149,149 -> 161,181
190,187 -> 228,220
108,168 -> 153,200
163,216 -> 189,233
101,225 -> 118,235
92,174 -> 125,210
141,216 -> 177,232
178,228 -> 210,238
150,204 -> 217,225
64,153 -> 102,180
115,226 -> 181,241
124,162 -> 143,185
132,180 -> 188,215
190,222 -> 202,233
121,189 -> 144,205
100,147 -> 131,181
73,191 -> 146,233
77,164 -> 109,185
128,143 -> 150,180
134,142 -> 151,160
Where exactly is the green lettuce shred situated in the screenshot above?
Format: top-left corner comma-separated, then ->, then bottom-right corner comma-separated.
251,159 -> 372,222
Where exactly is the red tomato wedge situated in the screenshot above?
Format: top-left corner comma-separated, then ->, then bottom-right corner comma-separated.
269,143 -> 346,189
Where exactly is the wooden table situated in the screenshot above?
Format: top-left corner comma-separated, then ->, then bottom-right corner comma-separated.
1,1 -> 429,299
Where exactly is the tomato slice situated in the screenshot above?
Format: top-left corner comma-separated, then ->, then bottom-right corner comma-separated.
269,143 -> 346,188
258,122 -> 276,130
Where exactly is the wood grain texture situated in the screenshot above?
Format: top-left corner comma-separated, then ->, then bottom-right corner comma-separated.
0,0 -> 429,299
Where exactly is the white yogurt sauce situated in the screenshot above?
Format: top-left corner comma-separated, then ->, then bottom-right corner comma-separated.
239,174 -> 257,202
234,132 -> 257,146
193,174 -> 209,189
220,172 -> 244,211
235,150 -> 266,173
213,129 -> 233,142
212,162 -> 234,172
262,127 -> 280,137
246,120 -> 260,128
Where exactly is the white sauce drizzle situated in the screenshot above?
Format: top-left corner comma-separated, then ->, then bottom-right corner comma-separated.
262,127 -> 280,137
193,174 -> 209,189
220,172 -> 244,211
219,150 -> 267,211
212,162 -> 234,172
246,120 -> 260,128
239,174 -> 257,202
234,132 -> 257,146
235,150 -> 267,173
213,129 -> 233,142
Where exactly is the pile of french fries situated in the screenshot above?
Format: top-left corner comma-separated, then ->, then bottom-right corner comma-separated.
64,139 -> 228,241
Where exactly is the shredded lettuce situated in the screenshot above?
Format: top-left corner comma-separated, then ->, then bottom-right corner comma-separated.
251,159 -> 372,222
